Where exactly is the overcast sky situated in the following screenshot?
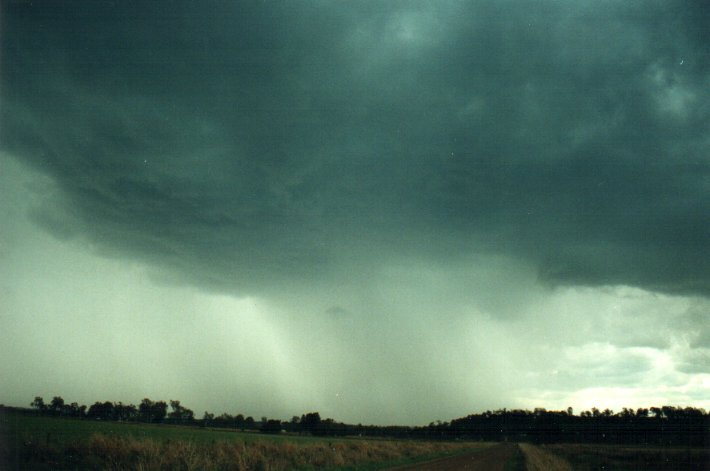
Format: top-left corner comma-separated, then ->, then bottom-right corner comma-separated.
1,0 -> 708,425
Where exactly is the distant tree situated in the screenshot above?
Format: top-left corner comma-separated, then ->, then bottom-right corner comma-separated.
202,411 -> 214,427
64,402 -> 83,418
139,398 -> 167,423
153,401 -> 168,423
234,413 -> 245,430
650,407 -> 663,419
114,402 -> 137,421
661,406 -> 677,420
30,396 -> 46,414
317,418 -> 335,436
114,402 -> 125,420
288,416 -> 301,432
126,403 -> 138,421
681,406 -> 704,418
63,402 -> 77,417
139,398 -> 155,422
50,396 -> 65,415
214,413 -> 233,428
300,412 -> 321,433
87,401 -> 114,421
260,419 -> 282,434
169,400 -> 182,419
168,400 -> 194,424
244,416 -> 255,429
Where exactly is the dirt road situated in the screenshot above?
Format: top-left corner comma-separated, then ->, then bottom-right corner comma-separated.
387,443 -> 522,471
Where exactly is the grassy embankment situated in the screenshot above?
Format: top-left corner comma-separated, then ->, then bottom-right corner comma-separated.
0,412 -> 490,470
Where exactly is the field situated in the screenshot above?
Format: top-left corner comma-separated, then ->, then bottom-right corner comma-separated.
541,443 -> 710,471
0,412 -> 489,470
3,412 -> 707,470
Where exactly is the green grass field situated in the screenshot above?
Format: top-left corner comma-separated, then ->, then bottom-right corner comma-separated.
1,411 -> 327,446
0,411 -> 489,470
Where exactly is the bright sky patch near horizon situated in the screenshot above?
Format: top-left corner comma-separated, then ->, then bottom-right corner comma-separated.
0,0 -> 708,425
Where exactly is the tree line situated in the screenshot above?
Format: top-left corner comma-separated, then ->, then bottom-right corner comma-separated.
23,396 -> 324,434
18,396 -> 709,445
442,406 -> 708,446
28,396 -> 196,426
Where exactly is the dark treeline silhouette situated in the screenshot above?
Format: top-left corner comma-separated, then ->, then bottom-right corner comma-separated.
14,397 -> 709,446
443,407 -> 708,446
25,396 -> 199,427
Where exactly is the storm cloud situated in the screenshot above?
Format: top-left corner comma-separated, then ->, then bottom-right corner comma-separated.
1,1 -> 708,423
3,0 -> 708,295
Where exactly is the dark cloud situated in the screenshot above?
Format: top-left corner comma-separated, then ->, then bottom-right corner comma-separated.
1,0 -> 708,297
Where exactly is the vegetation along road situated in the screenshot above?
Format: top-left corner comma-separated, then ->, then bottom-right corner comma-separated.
388,442 -> 523,470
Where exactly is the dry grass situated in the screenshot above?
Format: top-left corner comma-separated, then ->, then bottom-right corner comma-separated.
15,432 -> 482,470
519,443 -> 572,471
